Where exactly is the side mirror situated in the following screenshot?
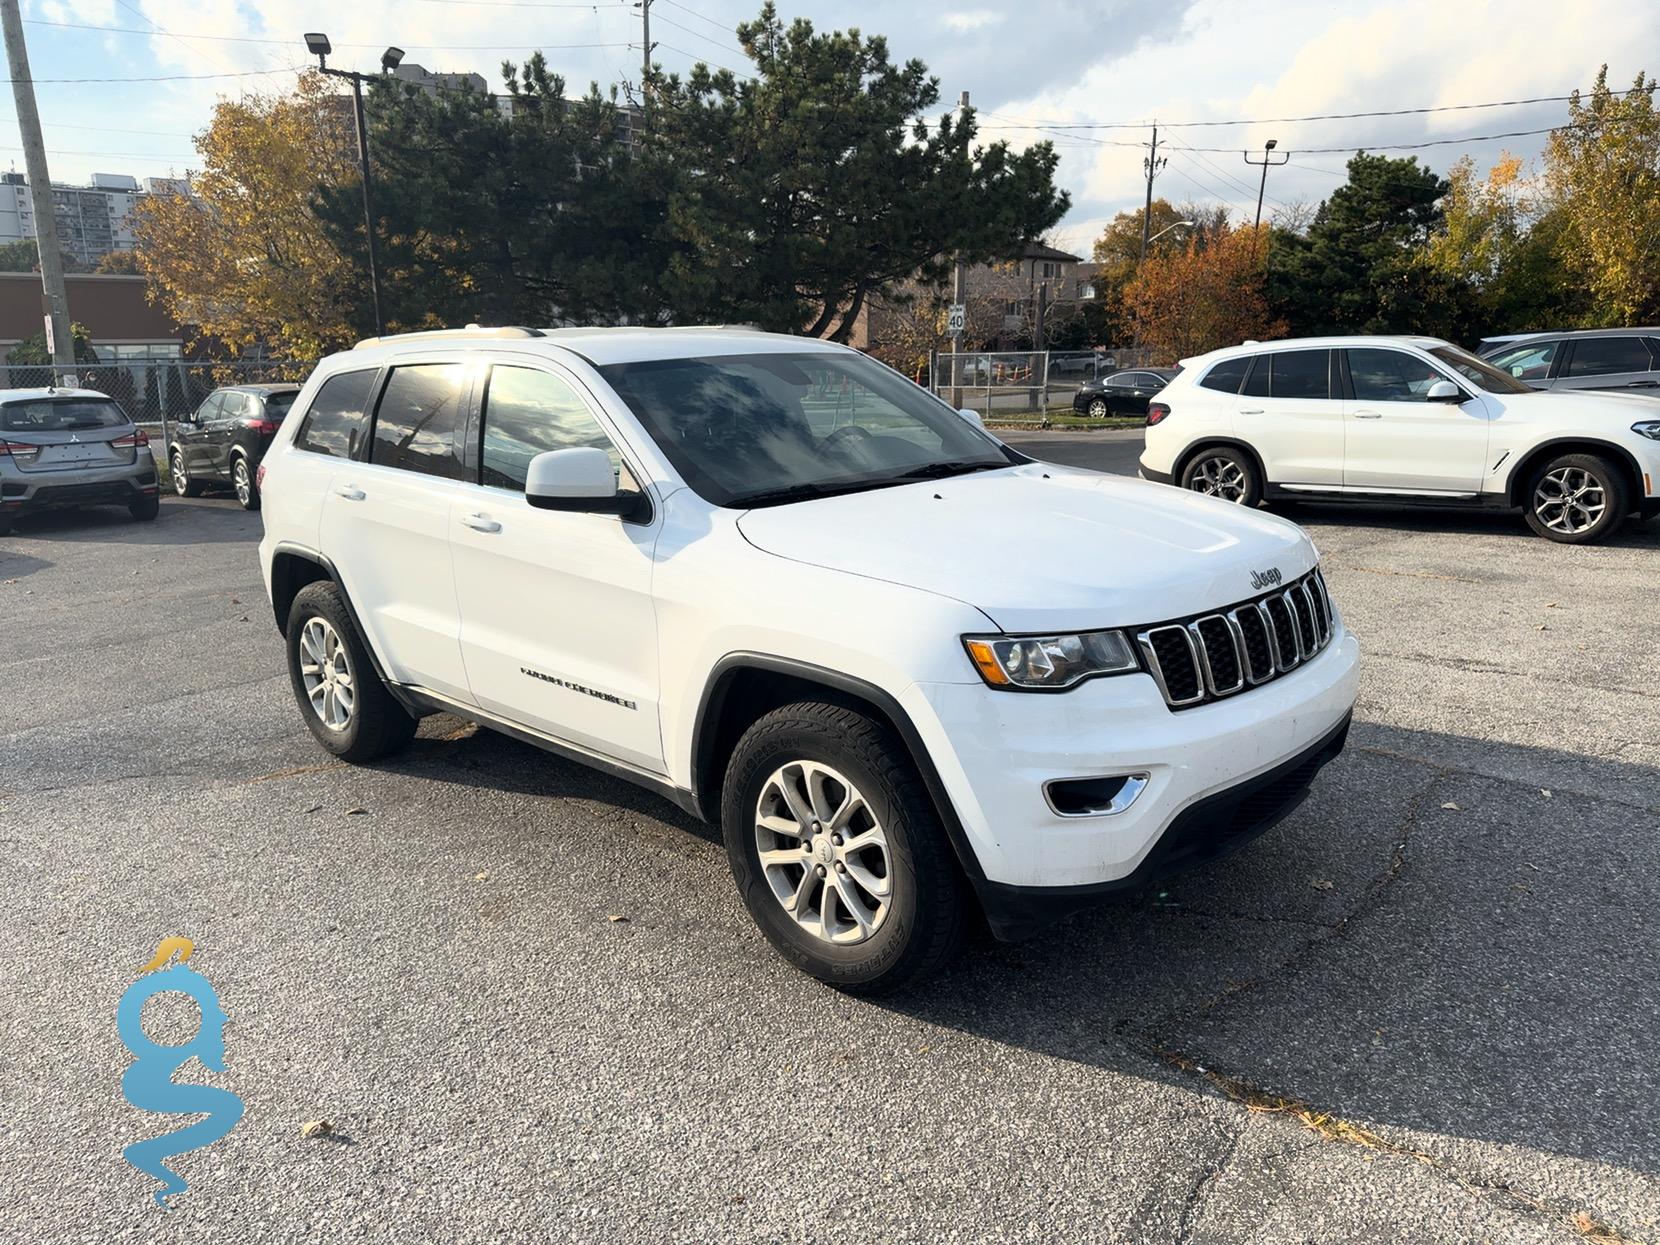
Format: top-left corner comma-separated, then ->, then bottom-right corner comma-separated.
524,447 -> 643,517
1426,379 -> 1465,404
957,407 -> 986,431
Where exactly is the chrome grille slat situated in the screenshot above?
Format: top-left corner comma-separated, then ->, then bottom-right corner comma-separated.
1135,570 -> 1336,710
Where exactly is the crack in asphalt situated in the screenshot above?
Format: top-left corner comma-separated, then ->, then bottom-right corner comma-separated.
1174,1114 -> 1250,1245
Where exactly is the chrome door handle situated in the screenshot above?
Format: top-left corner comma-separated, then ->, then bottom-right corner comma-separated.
335,484 -> 365,500
1626,380 -> 1659,388
1353,411 -> 1383,420
461,513 -> 501,533
1239,408 -> 1264,415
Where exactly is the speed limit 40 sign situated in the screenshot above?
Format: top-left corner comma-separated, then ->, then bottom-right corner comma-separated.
946,304 -> 966,333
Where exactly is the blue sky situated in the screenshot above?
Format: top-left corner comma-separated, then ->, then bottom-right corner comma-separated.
12,0 -> 1660,253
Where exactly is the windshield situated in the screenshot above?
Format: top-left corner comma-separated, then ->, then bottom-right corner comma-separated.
599,351 -> 1016,507
0,398 -> 127,432
264,391 -> 297,418
1428,345 -> 1532,394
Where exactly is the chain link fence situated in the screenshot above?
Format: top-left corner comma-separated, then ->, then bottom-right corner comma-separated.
929,349 -> 1154,421
5,359 -> 312,426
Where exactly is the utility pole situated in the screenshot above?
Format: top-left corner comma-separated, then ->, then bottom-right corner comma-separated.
1138,123 -> 1165,263
949,89 -> 969,408
636,0 -> 655,92
1244,138 -> 1289,231
1,0 -> 74,385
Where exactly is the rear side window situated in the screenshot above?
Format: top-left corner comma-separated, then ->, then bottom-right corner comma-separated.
1269,350 -> 1331,399
0,398 -> 126,431
1198,357 -> 1250,393
480,365 -> 629,492
1347,349 -> 1445,402
1565,337 -> 1653,377
369,363 -> 468,480
294,370 -> 378,459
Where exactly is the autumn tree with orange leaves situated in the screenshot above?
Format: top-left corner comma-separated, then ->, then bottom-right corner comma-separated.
1122,224 -> 1286,365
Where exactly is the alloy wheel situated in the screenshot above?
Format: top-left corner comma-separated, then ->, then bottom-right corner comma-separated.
754,760 -> 891,945
1189,455 -> 1249,502
1533,466 -> 1606,536
1087,398 -> 1108,418
233,459 -> 251,505
298,617 -> 355,732
171,452 -> 189,496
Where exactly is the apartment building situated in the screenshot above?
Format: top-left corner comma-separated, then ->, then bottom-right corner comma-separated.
0,173 -> 182,266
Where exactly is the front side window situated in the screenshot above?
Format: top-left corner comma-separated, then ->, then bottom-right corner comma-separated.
1347,349 -> 1445,402
194,393 -> 225,422
0,397 -> 126,431
1198,357 -> 1250,394
294,369 -> 378,459
1486,340 -> 1557,380
1565,336 -> 1653,377
480,365 -> 631,492
599,351 -> 1013,508
368,363 -> 467,479
1427,346 -> 1532,394
1269,350 -> 1330,400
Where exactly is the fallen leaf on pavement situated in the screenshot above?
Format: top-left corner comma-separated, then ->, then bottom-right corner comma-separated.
1311,878 -> 1335,891
300,1119 -> 333,1139
607,914 -> 629,923
474,871 -> 489,881
345,807 -> 368,816
1441,802 -> 1460,811
1540,789 -> 1552,798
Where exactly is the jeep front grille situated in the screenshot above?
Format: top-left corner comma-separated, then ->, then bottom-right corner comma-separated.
1135,570 -> 1335,710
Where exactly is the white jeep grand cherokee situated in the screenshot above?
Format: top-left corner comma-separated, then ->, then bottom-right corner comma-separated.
259,326 -> 1359,992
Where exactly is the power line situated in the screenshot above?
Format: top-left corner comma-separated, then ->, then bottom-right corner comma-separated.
984,114 -> 1582,155
651,40 -> 743,78
0,116 -> 195,138
658,0 -> 734,33
2,66 -> 305,84
22,19 -> 631,51
651,11 -> 744,57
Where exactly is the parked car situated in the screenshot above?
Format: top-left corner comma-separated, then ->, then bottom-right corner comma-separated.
170,383 -> 301,510
1073,368 -> 1179,417
1480,328 -> 1660,394
258,325 -> 1358,992
0,387 -> 159,535
1139,336 -> 1660,544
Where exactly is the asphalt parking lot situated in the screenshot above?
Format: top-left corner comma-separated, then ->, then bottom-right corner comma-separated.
2,434 -> 1657,1243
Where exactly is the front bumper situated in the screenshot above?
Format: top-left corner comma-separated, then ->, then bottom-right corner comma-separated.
900,627 -> 1360,920
1072,392 -> 1099,414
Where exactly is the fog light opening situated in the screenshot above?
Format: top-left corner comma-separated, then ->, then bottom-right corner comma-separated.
1045,772 -> 1151,818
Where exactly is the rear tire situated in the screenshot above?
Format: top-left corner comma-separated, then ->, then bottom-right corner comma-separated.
1522,452 -> 1627,544
232,455 -> 260,511
170,447 -> 205,497
1180,445 -> 1262,506
285,581 -> 418,762
721,701 -> 969,994
1086,397 -> 1109,418
129,494 -> 160,522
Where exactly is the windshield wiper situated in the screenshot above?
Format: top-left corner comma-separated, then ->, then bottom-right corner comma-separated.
895,460 -> 1007,481
730,478 -> 904,508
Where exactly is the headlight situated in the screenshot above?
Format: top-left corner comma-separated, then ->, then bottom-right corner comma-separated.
963,629 -> 1139,690
1632,420 -> 1660,441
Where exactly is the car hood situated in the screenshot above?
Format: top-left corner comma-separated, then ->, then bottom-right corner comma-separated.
1506,388 -> 1660,416
736,463 -> 1317,633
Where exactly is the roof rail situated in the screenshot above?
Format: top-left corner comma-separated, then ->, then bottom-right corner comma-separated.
353,325 -> 546,350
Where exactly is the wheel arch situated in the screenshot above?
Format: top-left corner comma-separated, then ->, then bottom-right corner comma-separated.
1505,438 -> 1645,513
689,654 -> 986,883
268,544 -> 333,636
1174,437 -> 1269,488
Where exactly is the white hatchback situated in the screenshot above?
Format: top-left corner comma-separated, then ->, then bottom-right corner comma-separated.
1139,335 -> 1660,543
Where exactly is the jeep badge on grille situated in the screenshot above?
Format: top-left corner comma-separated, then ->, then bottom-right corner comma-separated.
1249,566 -> 1283,590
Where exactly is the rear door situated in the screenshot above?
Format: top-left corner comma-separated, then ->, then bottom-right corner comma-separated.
450,358 -> 664,772
1341,347 -> 1489,493
1237,348 -> 1345,486
320,357 -> 476,705
278,368 -> 380,576
1555,336 -> 1658,393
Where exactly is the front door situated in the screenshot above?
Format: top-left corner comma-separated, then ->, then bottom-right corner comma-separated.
1341,347 -> 1490,493
450,360 -> 664,773
204,391 -> 245,477
320,359 -> 475,705
179,392 -> 223,476
1236,348 -> 1345,486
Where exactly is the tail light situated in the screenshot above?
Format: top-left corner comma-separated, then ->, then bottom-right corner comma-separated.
255,463 -> 267,491
243,419 -> 281,435
111,428 -> 150,449
1146,402 -> 1172,426
1,439 -> 40,465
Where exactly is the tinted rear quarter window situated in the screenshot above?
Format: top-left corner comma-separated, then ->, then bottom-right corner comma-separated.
264,392 -> 297,418
1269,350 -> 1331,399
369,363 -> 468,480
1566,337 -> 1652,377
1198,358 -> 1250,393
294,370 -> 378,459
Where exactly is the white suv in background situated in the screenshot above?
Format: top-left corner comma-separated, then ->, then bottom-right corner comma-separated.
259,326 -> 1359,992
1140,336 -> 1660,543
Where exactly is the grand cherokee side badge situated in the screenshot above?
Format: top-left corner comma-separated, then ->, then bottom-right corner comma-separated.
1249,566 -> 1283,590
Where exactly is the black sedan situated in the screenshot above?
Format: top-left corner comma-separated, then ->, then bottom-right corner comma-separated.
1072,368 -> 1179,417
169,383 -> 300,510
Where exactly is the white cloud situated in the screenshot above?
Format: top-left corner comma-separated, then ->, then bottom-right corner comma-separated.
942,10 -> 1004,33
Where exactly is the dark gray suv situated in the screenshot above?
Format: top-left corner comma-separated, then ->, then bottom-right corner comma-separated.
1483,328 -> 1660,393
0,388 -> 159,535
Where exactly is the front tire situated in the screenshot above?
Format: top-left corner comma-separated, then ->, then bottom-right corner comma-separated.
232,455 -> 260,511
721,701 -> 969,995
1523,453 -> 1626,543
285,581 -> 417,761
170,447 -> 205,497
1180,445 -> 1262,506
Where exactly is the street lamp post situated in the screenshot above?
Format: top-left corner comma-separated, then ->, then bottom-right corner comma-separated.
305,33 -> 403,337
1145,219 -> 1196,249
1244,138 -> 1288,232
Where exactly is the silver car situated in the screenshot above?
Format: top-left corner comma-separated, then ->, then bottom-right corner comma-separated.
1482,328 -> 1660,393
0,388 -> 160,535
